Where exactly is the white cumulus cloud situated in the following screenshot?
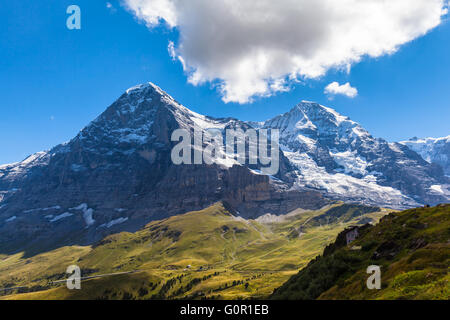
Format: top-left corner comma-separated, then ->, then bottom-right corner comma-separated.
325,82 -> 358,98
167,40 -> 176,60
123,0 -> 448,104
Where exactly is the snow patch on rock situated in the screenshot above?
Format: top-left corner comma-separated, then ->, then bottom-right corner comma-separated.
5,216 -> 16,223
23,206 -> 61,214
99,217 -> 129,229
50,212 -> 73,222
70,203 -> 95,227
285,151 -> 417,209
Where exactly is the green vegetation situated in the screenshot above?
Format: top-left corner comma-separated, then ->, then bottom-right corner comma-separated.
271,204 -> 450,300
0,202 -> 390,300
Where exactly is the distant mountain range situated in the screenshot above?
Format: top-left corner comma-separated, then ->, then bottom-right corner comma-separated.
400,136 -> 450,176
0,83 -> 448,254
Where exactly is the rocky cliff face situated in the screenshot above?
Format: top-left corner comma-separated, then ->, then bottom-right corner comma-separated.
259,101 -> 449,208
0,83 -> 326,254
400,136 -> 450,176
0,83 -> 448,254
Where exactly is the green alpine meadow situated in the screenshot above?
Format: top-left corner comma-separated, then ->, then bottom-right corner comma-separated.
272,204 -> 450,300
1,202 -> 391,300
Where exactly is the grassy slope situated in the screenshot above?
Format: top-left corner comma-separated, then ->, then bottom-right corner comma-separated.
271,204 -> 450,300
0,202 -> 389,300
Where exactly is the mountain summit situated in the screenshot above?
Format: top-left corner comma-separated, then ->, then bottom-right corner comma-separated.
0,83 -> 448,254
0,83 -> 325,254
262,101 -> 448,208
400,136 -> 450,176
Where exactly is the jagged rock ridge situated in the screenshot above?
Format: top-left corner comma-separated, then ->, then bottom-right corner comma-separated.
0,83 -> 325,254
0,83 -> 448,254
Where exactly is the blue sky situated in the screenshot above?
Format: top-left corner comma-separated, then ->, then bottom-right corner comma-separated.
0,0 -> 449,164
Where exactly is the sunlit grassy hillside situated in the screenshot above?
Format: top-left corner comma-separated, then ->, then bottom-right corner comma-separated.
0,202 -> 389,300
272,204 -> 449,300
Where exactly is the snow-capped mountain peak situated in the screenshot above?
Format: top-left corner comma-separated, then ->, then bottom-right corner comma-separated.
263,101 -> 372,156
296,101 -> 349,126
260,100 -> 448,208
400,135 -> 450,175
125,82 -> 162,95
0,83 -> 449,255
